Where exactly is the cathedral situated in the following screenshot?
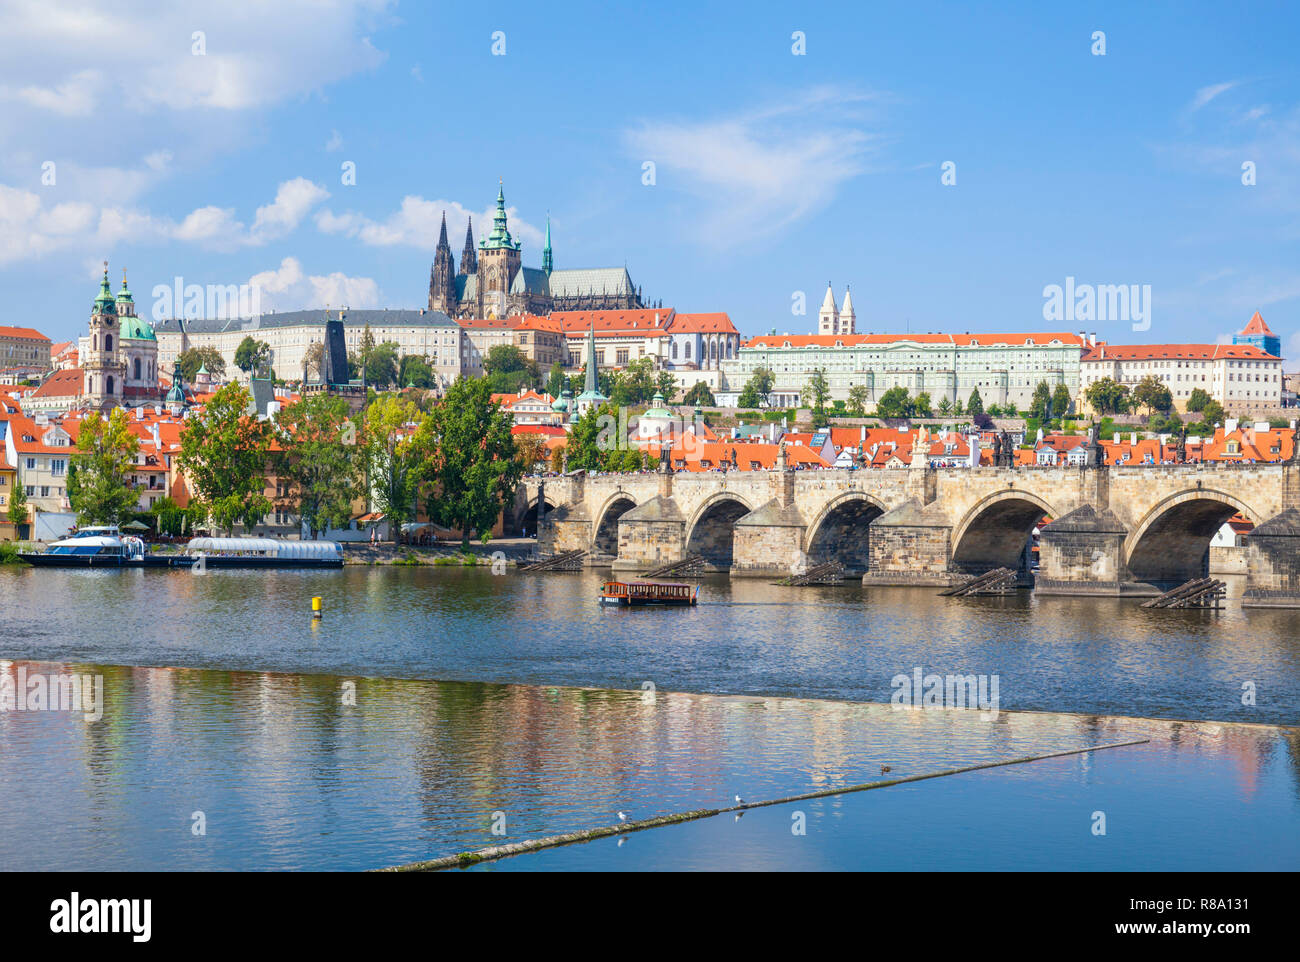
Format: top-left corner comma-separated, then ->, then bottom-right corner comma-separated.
81,265 -> 162,410
428,182 -> 656,319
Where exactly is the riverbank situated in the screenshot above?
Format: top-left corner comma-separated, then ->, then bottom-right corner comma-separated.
340,538 -> 539,566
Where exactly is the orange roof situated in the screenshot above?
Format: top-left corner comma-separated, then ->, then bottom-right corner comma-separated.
1240,311 -> 1274,336
661,439 -> 832,471
552,309 -> 675,334
513,314 -> 565,333
744,332 -> 1088,349
0,326 -> 50,342
4,415 -> 75,454
669,312 -> 738,334
1083,343 -> 1279,361
456,317 -> 516,330
30,368 -> 84,398
511,424 -> 566,437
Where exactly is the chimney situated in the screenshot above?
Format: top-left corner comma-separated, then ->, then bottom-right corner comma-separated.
860,424 -> 866,443
1089,332 -> 1096,347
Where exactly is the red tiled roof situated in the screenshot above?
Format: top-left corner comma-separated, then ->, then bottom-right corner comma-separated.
1240,311 -> 1274,336
745,332 -> 1089,349
0,326 -> 50,342
552,309 -> 675,334
669,312 -> 738,334
1083,343 -> 1279,361
29,368 -> 84,398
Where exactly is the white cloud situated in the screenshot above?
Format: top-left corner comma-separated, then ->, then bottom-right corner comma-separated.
250,178 -> 331,243
325,130 -> 344,152
248,256 -> 381,312
0,69 -> 103,116
316,196 -> 542,251
624,86 -> 885,245
1190,81 -> 1239,111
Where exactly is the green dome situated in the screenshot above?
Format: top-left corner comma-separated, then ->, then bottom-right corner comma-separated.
119,315 -> 156,341
92,269 -> 117,315
551,390 -> 571,412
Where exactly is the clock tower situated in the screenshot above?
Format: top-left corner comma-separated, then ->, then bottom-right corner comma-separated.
84,263 -> 126,409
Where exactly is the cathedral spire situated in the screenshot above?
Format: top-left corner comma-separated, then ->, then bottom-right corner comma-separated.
461,216 -> 477,274
542,213 -> 553,275
485,179 -> 516,249
437,210 -> 449,248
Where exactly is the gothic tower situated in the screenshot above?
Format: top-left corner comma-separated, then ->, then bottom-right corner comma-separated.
477,181 -> 521,318
460,216 -> 477,277
839,286 -> 856,335
84,263 -> 126,409
817,282 -> 839,335
542,214 -> 553,275
428,211 -> 457,314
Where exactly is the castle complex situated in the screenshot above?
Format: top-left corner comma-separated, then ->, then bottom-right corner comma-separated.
428,183 -> 653,319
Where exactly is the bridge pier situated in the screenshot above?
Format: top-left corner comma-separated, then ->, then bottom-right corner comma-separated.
731,501 -> 808,578
1243,508 -> 1300,607
1035,504 -> 1129,596
612,496 -> 686,571
861,499 -> 957,587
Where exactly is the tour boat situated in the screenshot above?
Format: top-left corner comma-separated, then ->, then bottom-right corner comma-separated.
182,537 -> 344,569
19,526 -> 147,567
600,580 -> 699,607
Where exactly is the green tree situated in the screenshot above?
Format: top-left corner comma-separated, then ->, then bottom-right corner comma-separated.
655,370 -> 678,401
953,398 -> 964,416
234,336 -> 272,375
420,377 -> 523,545
398,353 -> 436,389
178,383 -> 273,533
177,346 -> 226,383
937,396 -> 953,417
1031,381 -> 1053,421
484,344 -> 539,394
876,386 -> 913,418
1084,377 -> 1130,415
564,404 -> 611,471
804,368 -> 830,426
1186,387 -> 1212,413
847,385 -> 870,417
1051,383 -> 1072,419
364,341 -> 400,389
914,392 -> 933,417
360,394 -> 425,537
966,387 -> 984,416
275,394 -> 363,537
1200,400 -> 1226,426
545,361 -> 566,398
737,367 -> 775,408
67,408 -> 141,526
303,341 -> 324,382
1132,375 -> 1173,417
7,475 -> 28,526
683,381 -> 715,406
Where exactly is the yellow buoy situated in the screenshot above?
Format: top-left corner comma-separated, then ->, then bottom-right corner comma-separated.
311,596 -> 323,618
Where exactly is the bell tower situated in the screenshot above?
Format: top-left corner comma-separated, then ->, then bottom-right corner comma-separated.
477,180 -> 521,318
84,262 -> 126,409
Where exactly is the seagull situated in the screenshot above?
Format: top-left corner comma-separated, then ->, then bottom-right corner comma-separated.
617,811 -> 627,822
734,794 -> 744,805
880,765 -> 892,775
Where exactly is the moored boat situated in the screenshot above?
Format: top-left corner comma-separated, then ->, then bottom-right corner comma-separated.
600,580 -> 698,607
183,537 -> 344,569
18,527 -> 147,567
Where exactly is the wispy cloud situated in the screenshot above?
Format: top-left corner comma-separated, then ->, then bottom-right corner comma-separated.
1190,81 -> 1239,111
623,86 -> 888,247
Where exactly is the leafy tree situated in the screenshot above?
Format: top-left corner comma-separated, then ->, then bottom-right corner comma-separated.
953,398 -> 964,416
914,392 -> 933,417
1084,377 -> 1130,415
420,376 -> 523,545
7,475 -> 28,525
484,344 -> 539,395
364,341 -> 400,389
737,367 -> 774,408
398,353 -> 437,389
1186,388 -> 1212,413
275,394 -> 363,538
804,368 -> 830,426
847,385 -> 870,417
1132,375 -> 1173,417
972,412 -> 994,430
876,386 -> 913,418
683,381 -> 715,407
937,396 -> 953,417
619,357 -> 659,405
1200,400 -> 1225,426
966,387 -> 984,416
68,408 -> 141,526
1051,383 -> 1072,419
655,370 -> 678,401
564,404 -> 611,471
545,361 -> 566,398
360,394 -> 425,536
1031,381 -> 1053,422
234,336 -> 272,375
549,444 -> 565,473
177,346 -> 226,383
514,432 -> 548,475
303,341 -> 324,381
178,383 -> 273,533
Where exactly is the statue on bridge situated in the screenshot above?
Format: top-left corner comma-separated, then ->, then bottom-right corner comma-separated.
1176,427 -> 1187,464
1088,421 -> 1105,467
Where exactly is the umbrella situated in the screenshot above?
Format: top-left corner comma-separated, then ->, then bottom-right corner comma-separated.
122,520 -> 150,531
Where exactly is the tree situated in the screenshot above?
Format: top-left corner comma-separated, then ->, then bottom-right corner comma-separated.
7,476 -> 28,526
1051,383 -> 1072,419
876,386 -> 913,418
234,336 -> 272,375
420,376 -> 523,545
967,387 -> 984,416
484,344 -> 539,395
847,385 -> 870,417
360,394 -> 425,537
737,367 -> 774,408
1186,388 -> 1212,413
545,361 -> 566,399
619,357 -> 658,405
655,370 -> 678,401
364,341 -> 400,389
275,394 -> 363,538
178,383 -> 273,533
564,404 -> 610,471
1031,381 -> 1053,422
683,381 -> 715,407
1200,400 -> 1225,426
1084,377 -> 1130,416
514,432 -> 548,475
1132,375 -> 1173,417
303,342 -> 324,382
937,396 -> 952,417
914,392 -> 933,418
67,408 -> 141,526
177,346 -> 226,383
398,353 -> 436,389
953,398 -> 964,416
804,368 -> 830,426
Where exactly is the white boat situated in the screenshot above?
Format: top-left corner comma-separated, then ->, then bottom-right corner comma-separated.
20,526 -> 147,567
183,537 -> 344,568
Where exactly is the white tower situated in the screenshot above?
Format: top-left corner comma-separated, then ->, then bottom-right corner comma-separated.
839,286 -> 856,335
817,282 -> 839,335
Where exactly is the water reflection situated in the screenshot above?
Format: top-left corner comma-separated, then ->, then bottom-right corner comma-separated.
0,659 -> 1296,870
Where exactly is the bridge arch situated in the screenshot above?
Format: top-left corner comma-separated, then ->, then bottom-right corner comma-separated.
950,490 -> 1057,576
593,493 -> 637,559
1123,489 -> 1257,586
510,495 -> 557,535
805,491 -> 890,574
685,492 -> 754,569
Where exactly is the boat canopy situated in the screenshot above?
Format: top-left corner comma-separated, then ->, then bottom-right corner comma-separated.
186,538 -> 343,560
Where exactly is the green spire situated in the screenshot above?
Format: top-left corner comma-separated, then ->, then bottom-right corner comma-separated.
116,267 -> 133,303
484,179 -> 517,250
542,214 -> 553,275
93,262 -> 117,315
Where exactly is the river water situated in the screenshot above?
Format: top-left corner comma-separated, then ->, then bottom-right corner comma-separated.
1,566 -> 1297,869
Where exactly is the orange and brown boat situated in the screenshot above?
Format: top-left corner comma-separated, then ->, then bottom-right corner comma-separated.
600,580 -> 699,607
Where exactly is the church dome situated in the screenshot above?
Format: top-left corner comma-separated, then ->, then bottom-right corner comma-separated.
119,315 -> 157,341
552,389 -> 571,412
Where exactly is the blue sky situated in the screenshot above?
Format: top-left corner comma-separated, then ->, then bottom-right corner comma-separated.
1,0 -> 1297,354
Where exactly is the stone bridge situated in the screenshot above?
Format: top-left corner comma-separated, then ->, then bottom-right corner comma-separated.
515,460 -> 1300,605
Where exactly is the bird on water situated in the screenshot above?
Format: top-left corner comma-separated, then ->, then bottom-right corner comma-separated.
880,765 -> 892,775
